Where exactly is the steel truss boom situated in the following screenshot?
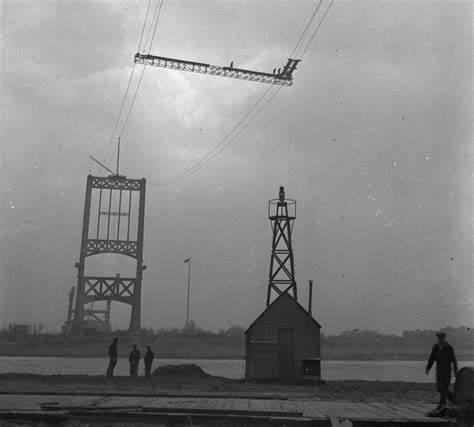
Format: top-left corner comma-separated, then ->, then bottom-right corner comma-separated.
134,53 -> 300,86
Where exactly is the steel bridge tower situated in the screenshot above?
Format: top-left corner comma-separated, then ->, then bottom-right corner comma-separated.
266,186 -> 297,306
72,174 -> 146,335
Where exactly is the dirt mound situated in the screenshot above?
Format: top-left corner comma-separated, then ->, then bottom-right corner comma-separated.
152,364 -> 211,378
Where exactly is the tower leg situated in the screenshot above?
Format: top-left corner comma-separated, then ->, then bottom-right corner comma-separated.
72,175 -> 93,334
129,179 -> 146,335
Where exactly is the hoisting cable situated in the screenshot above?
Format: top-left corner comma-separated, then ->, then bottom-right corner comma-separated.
289,0 -> 324,59
95,0 -> 153,174
115,0 -> 164,145
298,0 -> 334,59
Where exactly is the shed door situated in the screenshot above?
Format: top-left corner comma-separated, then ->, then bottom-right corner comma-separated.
277,328 -> 294,379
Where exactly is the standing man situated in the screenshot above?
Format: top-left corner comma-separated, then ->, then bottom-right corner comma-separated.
129,344 -> 141,380
144,346 -> 155,379
425,331 -> 458,408
106,338 -> 119,378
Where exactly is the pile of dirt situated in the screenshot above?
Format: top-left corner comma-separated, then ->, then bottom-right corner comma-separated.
151,364 -> 211,378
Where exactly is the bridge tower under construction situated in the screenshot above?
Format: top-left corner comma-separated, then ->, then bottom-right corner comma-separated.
72,174 -> 146,335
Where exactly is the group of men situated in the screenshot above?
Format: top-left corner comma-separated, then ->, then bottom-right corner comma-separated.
106,338 -> 155,379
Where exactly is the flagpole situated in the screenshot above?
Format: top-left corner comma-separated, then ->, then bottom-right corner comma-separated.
186,258 -> 191,328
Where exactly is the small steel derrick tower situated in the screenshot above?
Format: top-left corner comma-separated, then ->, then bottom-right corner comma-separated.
266,186 -> 297,306
72,174 -> 146,335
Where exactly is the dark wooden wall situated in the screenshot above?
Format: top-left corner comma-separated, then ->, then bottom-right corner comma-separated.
245,294 -> 321,380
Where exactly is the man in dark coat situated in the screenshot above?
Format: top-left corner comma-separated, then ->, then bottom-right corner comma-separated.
129,344 -> 141,379
425,331 -> 458,407
144,346 -> 155,379
106,338 -> 119,378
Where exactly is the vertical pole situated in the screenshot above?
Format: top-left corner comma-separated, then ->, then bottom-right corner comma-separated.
130,179 -> 146,334
67,287 -> 75,323
117,189 -> 123,240
96,188 -> 102,240
106,189 -> 112,240
127,190 -> 132,241
72,175 -> 93,334
116,137 -> 120,176
105,300 -> 111,329
285,204 -> 297,301
308,280 -> 313,315
267,216 -> 277,307
186,258 -> 191,328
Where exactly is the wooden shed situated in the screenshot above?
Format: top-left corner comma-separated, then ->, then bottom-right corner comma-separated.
245,292 -> 321,381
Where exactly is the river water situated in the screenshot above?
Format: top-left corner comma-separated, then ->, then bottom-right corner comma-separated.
1,357 -> 472,382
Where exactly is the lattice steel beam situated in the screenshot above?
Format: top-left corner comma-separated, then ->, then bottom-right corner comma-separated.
91,175 -> 143,191
86,239 -> 138,258
134,53 -> 300,86
266,186 -> 297,306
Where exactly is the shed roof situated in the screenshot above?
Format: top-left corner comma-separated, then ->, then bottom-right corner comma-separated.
245,292 -> 322,333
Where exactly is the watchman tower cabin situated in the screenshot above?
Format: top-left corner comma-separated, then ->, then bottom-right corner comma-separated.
245,293 -> 321,380
245,187 -> 321,381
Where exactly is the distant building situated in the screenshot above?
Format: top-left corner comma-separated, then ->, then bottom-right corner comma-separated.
8,324 -> 29,336
245,293 -> 321,381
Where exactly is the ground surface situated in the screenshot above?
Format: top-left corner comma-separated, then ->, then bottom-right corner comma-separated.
0,373 -> 440,404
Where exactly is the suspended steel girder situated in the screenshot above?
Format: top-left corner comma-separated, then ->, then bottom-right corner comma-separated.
134,53 -> 300,86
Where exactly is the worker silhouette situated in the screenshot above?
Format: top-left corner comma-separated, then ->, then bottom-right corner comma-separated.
129,344 -> 141,380
425,331 -> 458,408
144,346 -> 155,379
230,61 -> 234,68
106,338 -> 118,378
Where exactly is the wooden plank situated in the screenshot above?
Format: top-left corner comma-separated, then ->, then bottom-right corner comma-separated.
63,396 -> 102,406
217,397 -> 232,411
280,401 -> 300,414
139,395 -> 303,418
266,400 -> 284,414
292,401 -> 328,419
196,397 -> 209,409
310,402 -> 352,418
384,402 -> 433,420
249,399 -> 267,413
41,396 -> 102,409
94,396 -> 154,408
403,402 -> 437,415
369,402 -> 414,421
230,398 -> 250,412
203,398 -> 219,410
335,402 -> 378,420
316,402 -> 392,421
143,397 -> 169,408
351,403 -> 399,420
336,402 -> 381,420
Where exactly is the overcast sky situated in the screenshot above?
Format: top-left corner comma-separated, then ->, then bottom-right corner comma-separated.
1,0 -> 472,334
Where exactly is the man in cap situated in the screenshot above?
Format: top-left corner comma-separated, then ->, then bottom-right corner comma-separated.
106,338 -> 119,378
129,344 -> 141,380
425,331 -> 458,407
144,346 -> 155,379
